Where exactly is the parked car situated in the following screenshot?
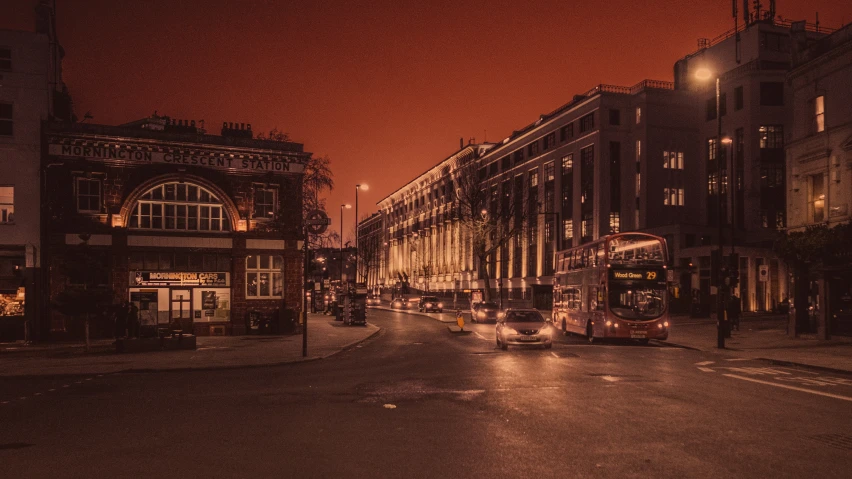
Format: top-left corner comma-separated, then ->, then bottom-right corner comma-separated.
390,297 -> 410,310
471,301 -> 500,323
496,308 -> 553,350
418,296 -> 443,313
366,295 -> 382,307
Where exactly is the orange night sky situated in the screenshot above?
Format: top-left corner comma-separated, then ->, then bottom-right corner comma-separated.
2,0 -> 849,240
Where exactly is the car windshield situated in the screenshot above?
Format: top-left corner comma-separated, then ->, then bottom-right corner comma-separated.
422,297 -> 438,302
504,311 -> 544,322
608,284 -> 666,320
478,302 -> 499,310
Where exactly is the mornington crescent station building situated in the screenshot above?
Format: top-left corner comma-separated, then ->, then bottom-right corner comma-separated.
39,116 -> 310,339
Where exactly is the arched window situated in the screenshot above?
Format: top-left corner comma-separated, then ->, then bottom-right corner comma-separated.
128,182 -> 231,232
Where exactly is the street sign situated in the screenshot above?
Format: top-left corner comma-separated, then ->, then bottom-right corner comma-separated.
305,210 -> 330,234
758,265 -> 769,282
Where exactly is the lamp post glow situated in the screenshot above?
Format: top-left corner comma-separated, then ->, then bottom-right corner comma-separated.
340,203 -> 351,282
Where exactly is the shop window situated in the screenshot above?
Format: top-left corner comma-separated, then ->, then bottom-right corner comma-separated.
129,182 -> 231,232
0,186 -> 13,224
246,255 -> 283,299
76,178 -> 102,213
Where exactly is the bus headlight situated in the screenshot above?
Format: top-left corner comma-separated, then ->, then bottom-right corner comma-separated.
605,321 -> 612,327
664,321 -> 669,327
438,303 -> 444,308
477,311 -> 486,319
658,323 -> 664,329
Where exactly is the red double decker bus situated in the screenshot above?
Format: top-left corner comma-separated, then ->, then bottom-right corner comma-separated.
552,232 -> 670,343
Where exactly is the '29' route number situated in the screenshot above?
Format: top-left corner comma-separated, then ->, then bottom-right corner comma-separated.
645,271 -> 657,280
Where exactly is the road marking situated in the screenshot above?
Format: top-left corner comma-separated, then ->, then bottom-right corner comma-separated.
96,374 -> 103,377
74,381 -> 82,384
551,352 -> 559,358
19,397 -> 26,400
697,367 -> 716,373
695,361 -> 715,366
473,332 -> 487,341
1,401 -> 9,405
724,358 -> 751,362
723,374 -> 852,402
48,389 -> 56,392
725,367 -> 790,376
62,385 -> 69,388
85,378 -> 93,381
34,393 -> 42,396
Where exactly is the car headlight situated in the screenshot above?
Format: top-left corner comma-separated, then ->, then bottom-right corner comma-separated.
437,303 -> 443,308
477,311 -> 486,318
504,327 -> 519,335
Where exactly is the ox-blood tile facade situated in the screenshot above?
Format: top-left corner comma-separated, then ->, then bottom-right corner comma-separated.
40,119 -> 309,338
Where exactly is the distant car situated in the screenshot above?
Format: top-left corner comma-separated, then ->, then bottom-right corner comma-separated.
471,302 -> 500,323
418,296 -> 443,313
390,297 -> 410,310
496,308 -> 553,350
366,295 -> 381,307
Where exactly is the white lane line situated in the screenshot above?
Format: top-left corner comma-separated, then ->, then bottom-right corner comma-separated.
97,374 -> 103,377
724,358 -> 751,362
34,392 -> 42,396
698,367 -> 716,373
48,389 -> 56,392
695,361 -> 715,366
551,352 -> 559,358
19,397 -> 26,400
723,374 -> 852,402
1,401 -> 9,405
85,378 -> 93,381
62,385 -> 69,388
473,332 -> 487,341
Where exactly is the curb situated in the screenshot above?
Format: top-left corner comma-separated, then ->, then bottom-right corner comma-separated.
1,326 -> 382,379
756,358 -> 852,376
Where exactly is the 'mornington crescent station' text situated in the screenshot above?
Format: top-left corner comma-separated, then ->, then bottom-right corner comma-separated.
51,144 -> 302,174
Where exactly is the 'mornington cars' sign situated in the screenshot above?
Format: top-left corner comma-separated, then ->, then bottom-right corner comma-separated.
49,143 -> 304,174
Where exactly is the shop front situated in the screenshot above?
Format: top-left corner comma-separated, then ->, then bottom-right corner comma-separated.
129,271 -> 231,336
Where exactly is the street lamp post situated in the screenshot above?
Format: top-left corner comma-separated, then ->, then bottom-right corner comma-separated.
355,184 -> 368,285
697,69 -> 729,348
340,203 -> 351,283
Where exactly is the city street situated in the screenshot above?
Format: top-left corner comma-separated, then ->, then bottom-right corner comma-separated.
2,308 -> 851,478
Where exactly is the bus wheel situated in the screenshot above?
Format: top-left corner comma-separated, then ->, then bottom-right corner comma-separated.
586,323 -> 595,344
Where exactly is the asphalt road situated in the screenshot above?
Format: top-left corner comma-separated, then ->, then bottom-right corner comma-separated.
2,308 -> 851,478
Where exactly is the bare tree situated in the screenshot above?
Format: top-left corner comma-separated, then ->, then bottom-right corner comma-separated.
357,232 -> 381,288
454,154 -> 527,302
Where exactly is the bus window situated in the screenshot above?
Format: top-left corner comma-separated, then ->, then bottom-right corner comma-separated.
609,235 -> 666,266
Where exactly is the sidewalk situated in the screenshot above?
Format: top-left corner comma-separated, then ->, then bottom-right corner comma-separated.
662,313 -> 852,374
0,313 -> 379,377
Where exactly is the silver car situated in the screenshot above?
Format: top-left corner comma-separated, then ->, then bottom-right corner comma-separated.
496,308 -> 554,350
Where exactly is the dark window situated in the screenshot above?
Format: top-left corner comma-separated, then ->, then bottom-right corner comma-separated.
760,32 -> 789,52
0,47 -> 10,70
609,109 -> 620,126
560,123 -> 574,141
0,103 -> 12,136
759,82 -> 784,106
253,187 -> 276,219
478,168 -> 486,180
609,142 -> 621,213
735,86 -> 744,110
706,97 -> 717,121
513,150 -> 524,165
76,178 -> 101,213
501,156 -> 510,170
719,93 -> 727,116
488,162 -> 498,176
543,132 -> 556,150
579,113 -> 595,133
760,165 -> 784,188
527,140 -> 540,157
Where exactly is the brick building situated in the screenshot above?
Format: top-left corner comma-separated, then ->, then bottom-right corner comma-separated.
41,116 -> 309,338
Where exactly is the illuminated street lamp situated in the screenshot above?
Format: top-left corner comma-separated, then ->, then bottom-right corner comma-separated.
340,203 -> 351,282
696,67 -> 729,348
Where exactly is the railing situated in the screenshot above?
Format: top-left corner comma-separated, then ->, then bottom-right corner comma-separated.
696,18 -> 835,54
581,80 -> 674,99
